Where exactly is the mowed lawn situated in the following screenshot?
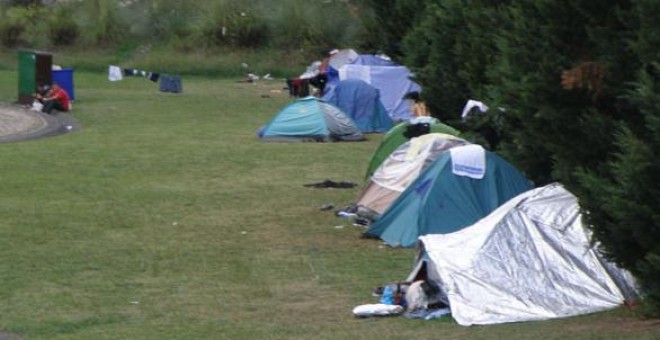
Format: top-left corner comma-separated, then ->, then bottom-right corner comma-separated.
0,70 -> 657,339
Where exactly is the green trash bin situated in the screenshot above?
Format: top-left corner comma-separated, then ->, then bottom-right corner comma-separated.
18,50 -> 52,105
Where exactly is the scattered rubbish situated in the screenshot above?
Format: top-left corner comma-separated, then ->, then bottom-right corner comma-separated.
303,180 -> 358,189
334,225 -> 344,229
319,204 -> 334,211
353,218 -> 369,227
31,101 -> 43,112
336,204 -> 358,214
130,301 -> 139,305
336,211 -> 358,220
241,231 -> 247,235
172,222 -> 178,226
402,308 -> 451,320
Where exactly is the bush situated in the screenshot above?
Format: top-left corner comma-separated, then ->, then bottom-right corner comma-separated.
230,12 -> 268,48
0,3 -> 48,48
0,21 -> 25,47
75,0 -> 126,47
49,9 -> 79,46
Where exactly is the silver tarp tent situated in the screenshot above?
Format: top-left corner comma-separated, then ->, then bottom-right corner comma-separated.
408,183 -> 639,326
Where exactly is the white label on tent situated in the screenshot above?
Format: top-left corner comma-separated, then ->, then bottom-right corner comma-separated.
339,65 -> 372,84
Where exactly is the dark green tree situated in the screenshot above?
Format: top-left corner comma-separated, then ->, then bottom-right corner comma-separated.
359,0 -> 428,59
461,0 -> 660,313
367,0 -> 660,313
401,1 -> 506,130
574,0 -> 660,315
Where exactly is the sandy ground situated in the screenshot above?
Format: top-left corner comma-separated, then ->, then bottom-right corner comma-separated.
0,102 -> 77,143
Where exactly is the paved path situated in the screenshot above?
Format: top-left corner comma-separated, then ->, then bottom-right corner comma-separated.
0,103 -> 77,143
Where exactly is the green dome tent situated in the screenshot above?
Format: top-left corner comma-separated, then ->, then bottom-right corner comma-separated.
364,118 -> 459,179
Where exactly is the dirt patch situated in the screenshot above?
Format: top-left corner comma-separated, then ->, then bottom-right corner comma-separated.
0,102 -> 78,143
0,330 -> 20,340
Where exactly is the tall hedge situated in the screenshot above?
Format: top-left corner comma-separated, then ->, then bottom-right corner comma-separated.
368,0 -> 660,314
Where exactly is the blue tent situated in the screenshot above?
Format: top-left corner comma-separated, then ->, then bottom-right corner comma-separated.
324,53 -> 421,121
364,146 -> 533,247
322,79 -> 393,133
258,96 -> 366,142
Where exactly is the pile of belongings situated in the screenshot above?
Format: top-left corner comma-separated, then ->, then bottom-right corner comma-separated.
352,280 -> 451,320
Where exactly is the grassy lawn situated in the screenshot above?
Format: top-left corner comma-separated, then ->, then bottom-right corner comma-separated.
0,69 -> 658,339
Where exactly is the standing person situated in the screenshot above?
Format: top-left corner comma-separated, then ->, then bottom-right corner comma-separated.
42,83 -> 71,114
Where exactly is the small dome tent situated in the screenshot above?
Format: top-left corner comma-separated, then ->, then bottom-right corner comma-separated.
258,96 -> 365,142
364,145 -> 533,247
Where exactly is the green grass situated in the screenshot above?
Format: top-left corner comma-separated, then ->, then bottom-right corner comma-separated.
0,46 -> 311,78
0,70 -> 658,339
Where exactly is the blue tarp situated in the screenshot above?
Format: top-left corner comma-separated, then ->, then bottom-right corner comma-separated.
323,79 -> 393,133
364,150 -> 533,247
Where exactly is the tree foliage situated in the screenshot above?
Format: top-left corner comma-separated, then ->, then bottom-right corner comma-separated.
359,0 -> 429,59
368,0 -> 660,314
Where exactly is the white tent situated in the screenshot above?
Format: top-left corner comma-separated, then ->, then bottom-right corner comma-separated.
408,183 -> 638,326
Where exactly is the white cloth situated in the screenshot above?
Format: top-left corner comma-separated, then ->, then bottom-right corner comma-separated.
408,116 -> 438,125
461,99 -> 489,120
31,101 -> 43,112
352,304 -> 404,317
108,65 -> 123,81
450,144 -> 486,179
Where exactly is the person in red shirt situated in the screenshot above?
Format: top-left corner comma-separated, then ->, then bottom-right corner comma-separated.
42,83 -> 71,114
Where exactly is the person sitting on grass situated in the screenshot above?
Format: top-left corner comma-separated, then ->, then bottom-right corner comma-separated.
41,83 -> 71,114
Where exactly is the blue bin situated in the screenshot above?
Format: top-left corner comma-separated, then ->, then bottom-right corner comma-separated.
52,68 -> 75,100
